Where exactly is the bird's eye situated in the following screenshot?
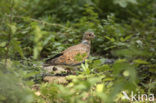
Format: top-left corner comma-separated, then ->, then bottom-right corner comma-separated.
89,34 -> 92,36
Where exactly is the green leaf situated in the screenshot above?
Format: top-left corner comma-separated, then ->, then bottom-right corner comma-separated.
11,39 -> 24,58
133,59 -> 149,64
31,23 -> 43,59
104,36 -> 115,42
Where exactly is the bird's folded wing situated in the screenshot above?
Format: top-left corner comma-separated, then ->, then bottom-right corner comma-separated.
48,44 -> 90,65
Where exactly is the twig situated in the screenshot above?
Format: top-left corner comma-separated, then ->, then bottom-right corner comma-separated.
6,15 -> 73,32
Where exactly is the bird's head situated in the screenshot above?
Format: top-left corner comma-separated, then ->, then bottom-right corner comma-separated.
83,32 -> 95,40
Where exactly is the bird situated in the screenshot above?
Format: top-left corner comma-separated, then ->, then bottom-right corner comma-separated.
44,31 -> 95,66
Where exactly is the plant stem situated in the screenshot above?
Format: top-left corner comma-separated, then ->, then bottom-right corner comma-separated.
5,0 -> 14,67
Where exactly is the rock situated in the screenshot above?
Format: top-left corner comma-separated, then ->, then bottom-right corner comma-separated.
43,65 -> 67,74
43,76 -> 68,84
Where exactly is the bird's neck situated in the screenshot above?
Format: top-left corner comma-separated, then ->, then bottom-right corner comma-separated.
81,39 -> 91,45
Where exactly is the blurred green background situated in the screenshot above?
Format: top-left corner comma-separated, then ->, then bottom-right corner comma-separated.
0,0 -> 156,103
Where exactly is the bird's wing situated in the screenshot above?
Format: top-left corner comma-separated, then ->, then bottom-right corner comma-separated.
45,53 -> 63,64
47,43 -> 90,65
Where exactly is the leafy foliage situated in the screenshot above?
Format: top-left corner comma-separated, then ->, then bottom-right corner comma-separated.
0,0 -> 156,103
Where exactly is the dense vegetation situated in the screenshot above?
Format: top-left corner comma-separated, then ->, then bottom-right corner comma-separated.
0,0 -> 156,103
